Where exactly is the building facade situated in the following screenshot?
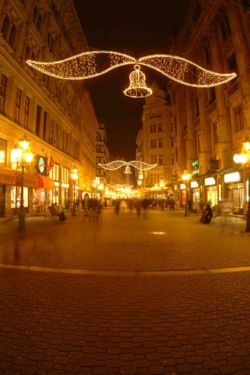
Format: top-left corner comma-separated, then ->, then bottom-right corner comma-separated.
96,123 -> 109,184
168,0 -> 250,213
136,83 -> 173,197
0,0 -> 98,217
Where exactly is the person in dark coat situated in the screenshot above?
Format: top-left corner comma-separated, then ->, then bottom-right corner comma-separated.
200,203 -> 213,224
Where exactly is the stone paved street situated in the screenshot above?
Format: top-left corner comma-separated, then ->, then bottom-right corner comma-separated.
0,209 -> 250,374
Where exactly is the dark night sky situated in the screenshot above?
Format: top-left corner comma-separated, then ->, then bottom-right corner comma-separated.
73,1 -> 190,160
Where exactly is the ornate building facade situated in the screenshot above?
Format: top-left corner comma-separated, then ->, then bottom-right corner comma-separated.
0,0 -> 98,217
169,0 -> 250,213
96,123 -> 109,184
136,83 -> 173,196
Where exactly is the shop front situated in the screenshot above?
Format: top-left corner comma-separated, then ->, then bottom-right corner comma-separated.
223,171 -> 244,214
0,168 -> 16,217
180,183 -> 187,207
190,180 -> 200,212
204,177 -> 217,207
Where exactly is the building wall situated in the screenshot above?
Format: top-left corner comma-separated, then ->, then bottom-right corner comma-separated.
96,123 -> 109,184
0,0 -> 98,216
139,83 -> 173,188
169,0 -> 250,212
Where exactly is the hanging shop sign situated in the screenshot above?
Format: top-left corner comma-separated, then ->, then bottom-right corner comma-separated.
204,177 -> 216,186
36,155 -> 48,175
224,172 -> 241,183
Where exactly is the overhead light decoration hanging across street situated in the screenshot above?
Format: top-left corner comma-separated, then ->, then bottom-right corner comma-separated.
26,50 -> 237,98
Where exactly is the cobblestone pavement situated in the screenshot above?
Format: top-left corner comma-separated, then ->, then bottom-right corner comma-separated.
0,209 -> 249,271
0,209 -> 250,374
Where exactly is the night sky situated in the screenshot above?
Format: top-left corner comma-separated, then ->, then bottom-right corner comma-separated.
73,1 -> 190,160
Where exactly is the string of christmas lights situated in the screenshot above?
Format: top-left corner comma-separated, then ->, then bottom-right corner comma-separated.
98,160 -> 157,171
26,50 -> 236,87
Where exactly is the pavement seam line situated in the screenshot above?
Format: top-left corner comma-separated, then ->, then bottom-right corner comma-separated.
0,263 -> 250,276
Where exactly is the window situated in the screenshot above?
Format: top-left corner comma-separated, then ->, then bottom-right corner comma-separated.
23,96 -> 30,128
195,97 -> 199,117
158,123 -> 162,132
43,111 -> 47,139
9,24 -> 16,48
50,163 -> 60,181
158,139 -> 163,148
48,32 -> 54,52
220,13 -> 231,40
158,154 -> 163,165
204,40 -> 211,65
150,139 -> 157,149
207,87 -> 216,105
0,138 -> 7,165
150,155 -> 157,164
227,52 -> 237,71
15,88 -> 22,123
150,124 -> 157,133
213,123 -> 219,144
96,132 -> 101,141
33,6 -> 42,30
25,45 -> 30,60
234,105 -> 244,132
1,14 -> 9,39
36,105 -> 41,136
0,75 -> 7,114
149,112 -> 161,119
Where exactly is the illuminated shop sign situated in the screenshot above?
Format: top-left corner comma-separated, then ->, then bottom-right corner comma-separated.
191,181 -> 198,188
192,159 -> 200,175
180,183 -> 186,190
224,172 -> 241,183
36,155 -> 48,175
204,177 -> 216,186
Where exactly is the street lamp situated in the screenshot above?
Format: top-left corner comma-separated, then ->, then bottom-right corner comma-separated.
182,172 -> 192,216
13,136 -> 33,232
233,140 -> 250,232
70,167 -> 78,216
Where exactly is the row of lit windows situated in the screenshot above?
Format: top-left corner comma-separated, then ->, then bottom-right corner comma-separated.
150,123 -> 163,133
0,73 -> 81,161
150,139 -> 163,149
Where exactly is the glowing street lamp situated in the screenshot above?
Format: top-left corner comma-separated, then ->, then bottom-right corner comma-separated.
182,172 -> 192,217
13,136 -> 33,232
233,142 -> 250,232
70,167 -> 78,216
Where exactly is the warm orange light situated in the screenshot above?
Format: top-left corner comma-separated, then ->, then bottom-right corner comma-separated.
233,153 -> 248,164
182,173 -> 192,181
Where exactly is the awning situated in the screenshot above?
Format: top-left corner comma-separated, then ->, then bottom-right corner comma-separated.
0,168 -> 16,186
37,175 -> 55,189
16,171 -> 37,188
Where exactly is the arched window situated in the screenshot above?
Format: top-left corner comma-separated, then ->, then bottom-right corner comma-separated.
9,24 -> 16,48
1,14 -> 9,39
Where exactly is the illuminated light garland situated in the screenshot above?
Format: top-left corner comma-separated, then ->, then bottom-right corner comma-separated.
98,160 -> 157,171
26,50 -> 237,88
124,65 -> 152,98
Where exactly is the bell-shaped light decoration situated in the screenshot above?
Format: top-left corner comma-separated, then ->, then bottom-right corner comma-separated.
123,65 -> 152,98
124,165 -> 132,174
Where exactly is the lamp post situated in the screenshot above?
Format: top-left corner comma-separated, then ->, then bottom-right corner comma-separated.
233,140 -> 250,232
182,172 -> 192,217
13,137 -> 33,232
70,167 -> 78,216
